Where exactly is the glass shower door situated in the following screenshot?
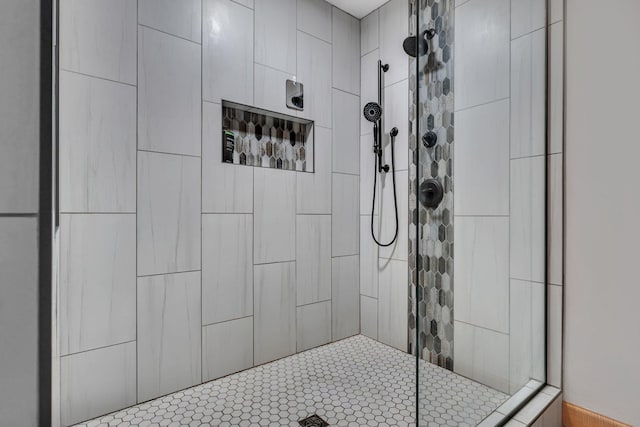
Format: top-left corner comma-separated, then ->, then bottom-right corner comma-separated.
413,0 -> 548,424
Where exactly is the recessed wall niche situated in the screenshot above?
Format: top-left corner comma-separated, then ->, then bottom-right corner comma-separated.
221,100 -> 314,173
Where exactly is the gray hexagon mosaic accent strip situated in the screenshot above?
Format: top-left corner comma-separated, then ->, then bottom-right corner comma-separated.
222,105 -> 310,172
408,0 -> 455,370
74,336 -> 506,427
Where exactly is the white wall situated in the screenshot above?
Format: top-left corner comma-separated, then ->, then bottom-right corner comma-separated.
565,0 -> 640,424
0,0 -> 40,425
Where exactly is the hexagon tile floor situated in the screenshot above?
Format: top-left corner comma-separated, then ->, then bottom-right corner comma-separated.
74,335 -> 508,427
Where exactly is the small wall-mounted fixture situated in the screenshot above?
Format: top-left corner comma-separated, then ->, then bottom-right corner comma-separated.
286,79 -> 304,111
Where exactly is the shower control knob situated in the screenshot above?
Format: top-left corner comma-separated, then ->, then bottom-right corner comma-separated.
419,179 -> 444,209
422,131 -> 438,148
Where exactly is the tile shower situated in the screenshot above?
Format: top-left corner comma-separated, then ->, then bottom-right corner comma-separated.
54,0 -> 556,425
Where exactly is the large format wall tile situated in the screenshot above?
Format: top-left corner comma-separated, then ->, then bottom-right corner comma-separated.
455,0 -> 509,110
297,126 -> 331,214
202,101 -> 254,213
202,214 -> 253,325
202,317 -> 253,381
297,31 -> 332,128
139,27 -> 201,157
332,256 -> 360,340
548,154 -> 563,286
296,215 -> 331,306
254,64 -> 291,115
379,170 -> 408,261
379,0 -> 408,87
549,22 -> 563,154
137,272 -> 201,402
138,152 -> 201,276
332,89 -> 360,175
255,0 -> 296,74
360,295 -> 378,339
254,168 -> 296,264
510,29 -> 546,159
378,259 -> 408,351
383,79 -> 409,172
455,99 -> 510,216
454,321 -> 509,393
454,216 -> 509,333
332,7 -> 360,95
139,0 -> 201,42
510,156 -> 545,283
359,215 -> 379,298
360,49 -> 379,136
360,132 -> 379,216
60,0 -> 137,84
254,262 -> 296,365
0,218 -> 38,425
203,0 -> 254,105
361,10 -> 379,56
60,342 -> 136,426
331,174 -> 359,257
511,0 -> 546,39
60,71 -> 136,213
60,214 -> 136,355
296,301 -> 332,352
296,0 -> 332,43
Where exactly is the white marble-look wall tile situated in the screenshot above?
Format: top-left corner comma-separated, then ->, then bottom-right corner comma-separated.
60,0 -> 137,84
137,272 -> 201,402
139,27 -> 201,157
297,126 -> 332,214
550,0 -> 563,23
361,10 -> 379,56
232,0 -> 253,8
455,100 -> 510,216
202,214 -> 253,325
138,152 -> 201,276
511,0 -> 546,39
203,0 -> 254,104
297,31 -> 332,128
254,168 -> 296,264
331,174 -> 359,257
454,321 -> 509,393
202,101 -> 254,213
511,29 -> 546,159
359,215 -> 379,298
59,71 -> 136,213
378,259 -> 408,351
379,170 -> 408,261
254,64 -> 292,115
60,342 -> 136,427
60,214 -> 136,356
531,281 -> 546,382
332,7 -> 360,95
296,215 -> 331,306
255,0 -> 296,74
254,262 -> 296,365
296,301 -> 332,352
360,295 -> 378,339
0,218 -> 38,425
139,0 -> 201,42
455,0 -> 509,110
379,0 -> 408,87
382,79 -> 409,172
549,154 -> 563,285
509,279 -> 533,393
360,49 -> 380,136
510,156 -> 545,283
454,216 -> 509,333
202,317 -> 253,381
547,284 -> 562,388
332,89 -> 360,175
331,256 -> 360,340
296,0 -> 332,43
549,22 -> 564,154
360,133 -> 379,216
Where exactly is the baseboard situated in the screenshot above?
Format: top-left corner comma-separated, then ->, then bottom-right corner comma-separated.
562,401 -> 632,427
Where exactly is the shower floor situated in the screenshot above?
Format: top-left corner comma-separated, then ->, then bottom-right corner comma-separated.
75,335 -> 507,427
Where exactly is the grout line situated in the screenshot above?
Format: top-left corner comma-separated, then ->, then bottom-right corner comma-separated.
454,96 -> 510,114
296,28 -> 332,46
138,148 -> 201,159
61,340 -> 137,359
59,68 -> 136,87
202,315 -> 253,329
455,320 -> 510,337
138,23 -> 202,45
137,269 -> 202,279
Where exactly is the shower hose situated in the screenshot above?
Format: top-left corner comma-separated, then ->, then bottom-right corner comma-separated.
370,130 -> 399,247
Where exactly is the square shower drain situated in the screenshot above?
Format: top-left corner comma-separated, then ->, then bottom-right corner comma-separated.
298,414 -> 329,426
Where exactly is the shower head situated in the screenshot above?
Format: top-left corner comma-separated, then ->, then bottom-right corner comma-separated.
402,29 -> 436,57
363,102 -> 382,123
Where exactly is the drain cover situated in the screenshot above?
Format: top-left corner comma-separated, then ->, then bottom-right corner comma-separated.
299,414 -> 329,427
